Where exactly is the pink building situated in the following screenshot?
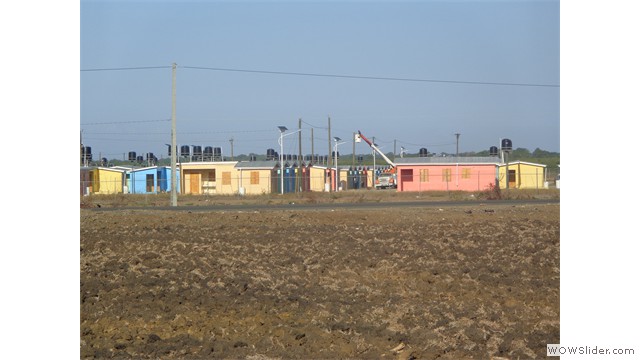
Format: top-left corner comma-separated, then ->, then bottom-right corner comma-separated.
394,157 -> 499,192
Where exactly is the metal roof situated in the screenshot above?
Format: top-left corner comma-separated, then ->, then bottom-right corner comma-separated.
234,161 -> 279,169
394,156 -> 500,165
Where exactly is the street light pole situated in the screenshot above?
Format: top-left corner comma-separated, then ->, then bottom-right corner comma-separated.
170,63 -> 177,206
333,137 -> 345,191
278,127 -> 286,194
278,126 -> 302,194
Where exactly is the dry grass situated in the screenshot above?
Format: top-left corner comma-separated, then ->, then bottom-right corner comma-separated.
80,188 -> 559,208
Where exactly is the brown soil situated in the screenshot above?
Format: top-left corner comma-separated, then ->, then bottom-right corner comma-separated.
80,196 -> 559,359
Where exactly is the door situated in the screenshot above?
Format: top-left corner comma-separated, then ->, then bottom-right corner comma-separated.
508,170 -> 516,188
190,173 -> 201,194
146,174 -> 154,193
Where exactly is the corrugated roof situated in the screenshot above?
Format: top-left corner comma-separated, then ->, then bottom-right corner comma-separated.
498,160 -> 547,168
234,161 -> 279,169
394,156 -> 500,165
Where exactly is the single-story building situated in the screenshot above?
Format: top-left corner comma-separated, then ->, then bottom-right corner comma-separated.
393,157 -> 500,192
179,161 -> 238,195
234,161 -> 278,195
497,161 -> 547,189
309,165 -> 330,192
89,167 -> 128,194
127,166 -> 180,194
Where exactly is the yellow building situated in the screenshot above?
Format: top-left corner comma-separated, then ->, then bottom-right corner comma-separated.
179,161 -> 238,195
90,167 -> 126,194
497,161 -> 547,189
234,161 -> 278,195
309,165 -> 330,192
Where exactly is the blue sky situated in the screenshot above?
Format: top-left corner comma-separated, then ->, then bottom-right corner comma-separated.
80,0 -> 560,160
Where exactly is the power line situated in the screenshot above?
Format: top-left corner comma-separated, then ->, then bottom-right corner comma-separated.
80,64 -> 559,87
80,66 -> 172,72
301,119 -> 328,129
81,119 -> 170,126
182,65 -> 559,88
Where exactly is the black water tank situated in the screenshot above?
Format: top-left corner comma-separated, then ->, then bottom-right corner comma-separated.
136,155 -> 144,163
266,148 -> 275,160
146,152 -> 154,160
489,146 -> 499,156
501,139 -> 512,151
332,151 -> 340,159
419,148 -> 428,157
128,151 -> 136,162
180,145 -> 190,157
192,146 -> 202,161
214,147 -> 222,158
250,155 -> 256,161
82,146 -> 92,161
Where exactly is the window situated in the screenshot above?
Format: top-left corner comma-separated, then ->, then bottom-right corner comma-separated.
250,171 -> 260,185
442,168 -> 451,182
222,172 -> 231,185
420,169 -> 429,182
401,169 -> 413,183
205,170 -> 216,182
508,170 -> 516,183
462,168 -> 471,179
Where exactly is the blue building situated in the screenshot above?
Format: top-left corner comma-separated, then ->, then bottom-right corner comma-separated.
127,166 -> 180,194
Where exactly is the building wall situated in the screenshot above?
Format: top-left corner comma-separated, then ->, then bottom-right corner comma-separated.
129,169 -> 156,194
237,169 -> 275,195
157,167 -> 180,193
396,164 -> 496,192
180,162 -> 238,195
93,169 -> 124,194
309,166 -> 328,192
498,163 -> 546,189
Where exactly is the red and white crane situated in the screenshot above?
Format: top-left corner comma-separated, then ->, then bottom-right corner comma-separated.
356,130 -> 395,171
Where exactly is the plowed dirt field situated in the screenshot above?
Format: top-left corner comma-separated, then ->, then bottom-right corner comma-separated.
80,198 -> 559,359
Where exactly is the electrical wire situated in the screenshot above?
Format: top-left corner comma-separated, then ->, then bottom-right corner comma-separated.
81,119 -> 170,126
80,66 -> 172,72
181,65 -> 559,88
81,65 -> 559,87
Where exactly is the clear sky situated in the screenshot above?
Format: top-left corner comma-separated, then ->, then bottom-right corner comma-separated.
80,0 -> 560,160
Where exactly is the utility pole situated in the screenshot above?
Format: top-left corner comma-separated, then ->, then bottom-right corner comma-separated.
298,118 -> 302,192
170,63 -> 178,207
455,133 -> 460,157
393,139 -> 397,162
327,116 -> 332,192
229,138 -> 234,161
310,128 -> 314,164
